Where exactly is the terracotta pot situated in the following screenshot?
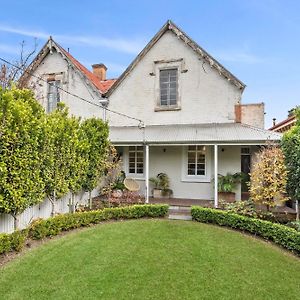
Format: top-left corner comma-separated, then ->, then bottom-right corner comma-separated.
152,189 -> 171,199
218,192 -> 236,203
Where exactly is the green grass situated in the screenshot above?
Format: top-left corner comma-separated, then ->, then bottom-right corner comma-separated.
0,220 -> 299,300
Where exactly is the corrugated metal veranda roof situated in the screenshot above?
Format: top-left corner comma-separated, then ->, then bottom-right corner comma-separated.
109,123 -> 282,145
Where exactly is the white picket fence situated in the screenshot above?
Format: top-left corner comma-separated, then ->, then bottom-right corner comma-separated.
0,188 -> 99,234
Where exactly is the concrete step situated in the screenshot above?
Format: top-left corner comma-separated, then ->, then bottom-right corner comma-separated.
168,214 -> 192,221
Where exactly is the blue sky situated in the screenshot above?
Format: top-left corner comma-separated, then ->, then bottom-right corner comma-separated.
0,0 -> 299,127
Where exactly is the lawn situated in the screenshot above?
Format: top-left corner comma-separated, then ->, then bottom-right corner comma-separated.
0,220 -> 299,300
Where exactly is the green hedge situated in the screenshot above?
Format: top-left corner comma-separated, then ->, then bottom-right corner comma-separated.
0,230 -> 28,255
29,204 -> 169,240
191,206 -> 300,255
0,205 -> 168,255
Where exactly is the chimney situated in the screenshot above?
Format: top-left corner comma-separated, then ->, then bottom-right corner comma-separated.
92,63 -> 107,81
235,104 -> 242,123
272,118 -> 276,126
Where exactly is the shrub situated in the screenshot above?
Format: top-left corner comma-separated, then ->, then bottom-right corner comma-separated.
191,206 -> 300,254
29,205 -> 169,240
287,221 -> 300,232
0,230 -> 28,254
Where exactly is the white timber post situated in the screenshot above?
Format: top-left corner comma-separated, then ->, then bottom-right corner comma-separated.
145,144 -> 149,204
214,144 -> 218,208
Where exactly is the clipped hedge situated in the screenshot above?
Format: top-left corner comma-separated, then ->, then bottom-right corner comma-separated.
29,204 -> 169,240
191,206 -> 300,255
0,230 -> 28,255
0,205 -> 168,255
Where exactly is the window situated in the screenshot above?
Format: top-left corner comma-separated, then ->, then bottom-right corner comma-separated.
159,69 -> 177,106
187,146 -> 206,176
47,80 -> 60,113
128,146 -> 144,175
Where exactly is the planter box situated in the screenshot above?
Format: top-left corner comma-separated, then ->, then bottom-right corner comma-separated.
153,189 -> 171,199
218,192 -> 236,203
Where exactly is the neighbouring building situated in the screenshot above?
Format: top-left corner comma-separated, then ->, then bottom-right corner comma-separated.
20,20 -> 281,206
269,115 -> 296,133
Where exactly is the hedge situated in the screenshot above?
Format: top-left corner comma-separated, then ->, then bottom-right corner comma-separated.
0,230 -> 28,255
191,206 -> 300,255
0,205 -> 168,256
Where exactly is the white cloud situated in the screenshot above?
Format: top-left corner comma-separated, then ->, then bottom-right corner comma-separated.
0,24 -> 145,54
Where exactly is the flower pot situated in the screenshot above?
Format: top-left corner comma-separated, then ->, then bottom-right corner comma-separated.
152,188 -> 171,198
218,192 -> 236,203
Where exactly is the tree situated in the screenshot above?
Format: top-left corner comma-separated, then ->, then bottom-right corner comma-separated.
80,118 -> 110,208
0,88 -> 45,229
281,108 -> 300,220
42,103 -> 72,216
249,145 -> 289,211
0,40 -> 37,89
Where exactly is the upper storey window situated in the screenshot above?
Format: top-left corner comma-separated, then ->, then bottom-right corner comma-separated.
47,80 -> 60,113
159,69 -> 178,107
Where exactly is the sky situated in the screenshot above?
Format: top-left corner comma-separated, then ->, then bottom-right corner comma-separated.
0,0 -> 299,127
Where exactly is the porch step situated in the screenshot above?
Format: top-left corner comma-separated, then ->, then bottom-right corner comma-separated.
168,205 -> 192,221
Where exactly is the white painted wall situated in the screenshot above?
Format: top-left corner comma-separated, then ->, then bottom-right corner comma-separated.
0,188 -> 99,234
107,31 -> 243,126
120,145 -> 244,201
28,49 -> 105,119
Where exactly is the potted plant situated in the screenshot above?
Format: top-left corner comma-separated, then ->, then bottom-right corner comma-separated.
217,172 -> 244,203
149,173 -> 173,198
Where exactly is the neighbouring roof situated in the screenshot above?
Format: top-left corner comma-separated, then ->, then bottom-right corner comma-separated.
109,123 -> 282,145
269,115 -> 296,133
105,20 -> 246,97
19,38 -> 116,94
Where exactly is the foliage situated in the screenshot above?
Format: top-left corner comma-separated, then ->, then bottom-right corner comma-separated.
249,146 -> 289,210
217,172 -> 244,193
287,221 -> 300,232
220,199 -> 273,220
29,205 -> 169,239
191,206 -> 300,254
111,171 -> 126,191
80,118 -> 110,195
42,103 -> 73,214
149,173 -> 173,196
281,108 -> 300,218
0,88 -> 45,228
0,230 -> 28,254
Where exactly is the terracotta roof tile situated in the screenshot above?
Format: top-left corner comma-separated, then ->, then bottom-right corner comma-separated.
57,45 -> 116,93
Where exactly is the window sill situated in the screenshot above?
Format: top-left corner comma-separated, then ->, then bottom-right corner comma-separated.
154,106 -> 181,112
181,177 -> 211,183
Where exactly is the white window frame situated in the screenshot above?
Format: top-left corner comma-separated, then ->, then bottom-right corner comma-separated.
153,58 -> 185,111
181,145 -> 212,182
124,146 -> 144,178
47,80 -> 61,113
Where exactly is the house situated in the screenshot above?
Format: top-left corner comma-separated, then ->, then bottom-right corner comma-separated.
21,20 -> 281,207
269,115 -> 296,133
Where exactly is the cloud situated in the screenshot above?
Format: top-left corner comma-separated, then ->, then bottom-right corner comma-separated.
0,24 -> 145,54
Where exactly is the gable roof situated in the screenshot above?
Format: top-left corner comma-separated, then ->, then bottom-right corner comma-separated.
105,20 -> 246,97
269,115 -> 296,132
19,38 -> 116,94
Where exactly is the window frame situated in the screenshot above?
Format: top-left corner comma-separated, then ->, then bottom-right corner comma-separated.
159,68 -> 178,107
47,80 -> 61,113
125,146 -> 144,178
153,59 -> 185,111
181,145 -> 211,182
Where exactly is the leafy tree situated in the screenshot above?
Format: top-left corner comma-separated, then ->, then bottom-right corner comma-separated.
0,88 -> 45,229
42,103 -> 72,216
80,118 -> 109,208
281,108 -> 300,220
249,146 -> 289,211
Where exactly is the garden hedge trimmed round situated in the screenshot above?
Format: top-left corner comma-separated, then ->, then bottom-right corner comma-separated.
0,204 -> 169,255
191,206 -> 300,255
